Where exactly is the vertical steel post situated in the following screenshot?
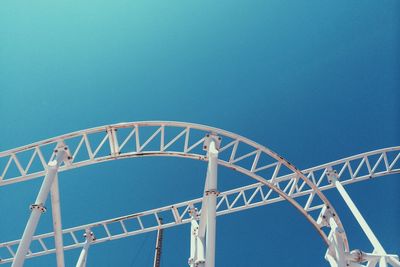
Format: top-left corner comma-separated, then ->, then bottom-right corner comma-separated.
189,219 -> 197,267
12,149 -> 66,267
205,140 -> 218,267
189,135 -> 219,267
50,174 -> 65,267
189,208 -> 205,267
153,218 -> 164,267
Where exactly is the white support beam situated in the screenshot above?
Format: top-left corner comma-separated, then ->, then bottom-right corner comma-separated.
204,140 -> 218,267
346,250 -> 400,267
76,229 -> 95,267
189,209 -> 205,267
189,135 -> 219,267
325,214 -> 347,267
326,168 -> 397,267
1,142 -> 398,265
379,256 -> 387,267
12,148 -> 66,267
50,174 -> 65,267
327,168 -> 386,255
3,121 -> 399,263
2,164 -> 399,265
387,256 -> 400,267
75,241 -> 90,267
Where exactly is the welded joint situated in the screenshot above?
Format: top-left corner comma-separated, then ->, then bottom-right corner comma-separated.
317,205 -> 336,228
205,189 -> 220,196
203,134 -> 221,151
29,204 -> 47,213
83,229 -> 96,242
54,142 -> 72,165
188,258 -> 206,266
347,249 -> 365,263
106,126 -> 119,157
326,168 -> 339,184
189,205 -> 200,220
325,227 -> 349,267
321,203 -> 349,266
345,250 -> 400,265
191,224 -> 199,236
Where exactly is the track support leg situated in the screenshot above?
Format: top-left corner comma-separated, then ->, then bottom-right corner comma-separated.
76,229 -> 95,267
204,137 -> 219,267
188,134 -> 220,267
327,168 -> 386,255
319,205 -> 348,267
50,174 -> 65,267
189,207 -> 205,267
325,168 -> 400,267
12,146 -> 66,267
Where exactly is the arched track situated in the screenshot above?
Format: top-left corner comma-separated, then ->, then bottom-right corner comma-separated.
1,122 -> 399,264
0,144 -> 398,264
0,122 -> 344,245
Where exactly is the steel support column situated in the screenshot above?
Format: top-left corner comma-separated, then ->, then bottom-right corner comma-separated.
204,140 -> 218,267
12,148 -> 66,267
189,208 -> 205,267
153,218 -> 164,267
76,230 -> 95,267
50,174 -> 65,267
188,135 -> 219,267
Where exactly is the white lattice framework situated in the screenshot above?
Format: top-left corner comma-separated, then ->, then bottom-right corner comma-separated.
0,121 -> 399,266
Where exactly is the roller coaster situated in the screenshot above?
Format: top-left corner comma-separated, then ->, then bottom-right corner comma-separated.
0,121 -> 398,267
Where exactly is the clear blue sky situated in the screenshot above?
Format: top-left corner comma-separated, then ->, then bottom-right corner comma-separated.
0,0 -> 399,266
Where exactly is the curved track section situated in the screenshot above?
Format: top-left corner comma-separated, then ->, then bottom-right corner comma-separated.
0,122 -> 345,246
0,145 -> 399,264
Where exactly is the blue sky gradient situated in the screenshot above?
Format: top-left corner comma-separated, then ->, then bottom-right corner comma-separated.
0,0 -> 399,266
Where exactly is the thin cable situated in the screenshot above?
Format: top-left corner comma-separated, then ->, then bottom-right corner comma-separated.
129,233 -> 151,266
145,238 -> 154,267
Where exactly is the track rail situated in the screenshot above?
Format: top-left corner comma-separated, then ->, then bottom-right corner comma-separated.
0,121 -> 348,249
0,139 -> 399,263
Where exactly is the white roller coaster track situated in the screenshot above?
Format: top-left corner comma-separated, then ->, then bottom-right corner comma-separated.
0,122 -> 398,266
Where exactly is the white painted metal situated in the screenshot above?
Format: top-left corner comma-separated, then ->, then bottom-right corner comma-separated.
189,137 -> 219,267
50,174 -> 65,267
189,209 -> 205,267
327,168 -> 386,255
0,122 -> 398,266
0,151 -> 398,264
326,214 -> 347,267
76,229 -> 95,267
76,241 -> 90,267
12,148 -> 66,267
347,250 -> 399,264
326,168 -> 393,267
0,121 -> 347,248
388,257 -> 400,267
204,140 -> 218,267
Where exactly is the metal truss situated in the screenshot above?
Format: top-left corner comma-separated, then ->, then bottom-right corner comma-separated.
0,122 -> 399,266
1,145 -> 399,265
0,122 -> 346,246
